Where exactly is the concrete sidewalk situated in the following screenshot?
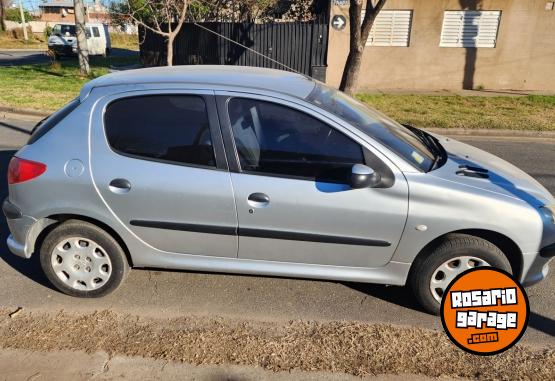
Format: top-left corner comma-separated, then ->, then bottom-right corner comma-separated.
0,348 -> 453,381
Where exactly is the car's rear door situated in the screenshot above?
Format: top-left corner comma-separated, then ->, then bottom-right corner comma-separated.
217,92 -> 409,268
90,90 -> 238,258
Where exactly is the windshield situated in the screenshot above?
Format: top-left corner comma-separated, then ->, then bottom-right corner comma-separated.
52,24 -> 76,37
306,83 -> 436,172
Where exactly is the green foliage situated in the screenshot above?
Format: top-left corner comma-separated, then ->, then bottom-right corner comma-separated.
44,25 -> 53,38
5,7 -> 33,23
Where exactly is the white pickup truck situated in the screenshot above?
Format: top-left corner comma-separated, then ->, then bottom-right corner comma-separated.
48,23 -> 111,57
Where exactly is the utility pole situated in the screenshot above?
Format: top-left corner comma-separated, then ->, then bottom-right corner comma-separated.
18,0 -> 28,41
74,0 -> 90,75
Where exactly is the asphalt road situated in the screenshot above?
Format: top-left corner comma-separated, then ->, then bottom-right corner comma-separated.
0,48 -> 138,66
0,116 -> 554,347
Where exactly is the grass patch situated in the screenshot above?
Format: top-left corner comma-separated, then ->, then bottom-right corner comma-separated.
1,309 -> 554,379
0,57 -> 553,132
357,94 -> 555,131
0,55 -> 139,111
111,33 -> 139,50
0,30 -> 46,50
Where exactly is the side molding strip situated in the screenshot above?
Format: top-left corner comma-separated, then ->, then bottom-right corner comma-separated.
130,220 -> 237,236
239,227 -> 391,247
130,220 -> 391,247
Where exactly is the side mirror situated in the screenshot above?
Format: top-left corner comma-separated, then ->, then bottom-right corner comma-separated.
351,164 -> 381,189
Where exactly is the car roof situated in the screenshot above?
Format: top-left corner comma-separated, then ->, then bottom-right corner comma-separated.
80,65 -> 317,101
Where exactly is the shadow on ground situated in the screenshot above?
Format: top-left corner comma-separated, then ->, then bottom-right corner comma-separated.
0,149 -> 49,288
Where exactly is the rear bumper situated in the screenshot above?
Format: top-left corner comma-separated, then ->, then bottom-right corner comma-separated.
2,198 -> 35,259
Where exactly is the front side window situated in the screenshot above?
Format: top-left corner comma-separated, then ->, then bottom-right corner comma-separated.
104,95 -> 215,167
306,83 -> 435,171
228,98 -> 364,183
92,27 -> 100,37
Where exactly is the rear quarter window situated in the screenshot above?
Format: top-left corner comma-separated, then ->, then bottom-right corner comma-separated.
28,98 -> 80,145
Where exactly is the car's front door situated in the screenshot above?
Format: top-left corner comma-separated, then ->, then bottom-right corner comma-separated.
90,91 -> 238,258
218,94 -> 409,268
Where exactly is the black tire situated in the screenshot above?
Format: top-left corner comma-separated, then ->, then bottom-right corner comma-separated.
39,219 -> 129,297
409,234 -> 512,315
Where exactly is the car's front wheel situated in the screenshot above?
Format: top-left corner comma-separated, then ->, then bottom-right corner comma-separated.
410,234 -> 512,315
40,219 -> 129,297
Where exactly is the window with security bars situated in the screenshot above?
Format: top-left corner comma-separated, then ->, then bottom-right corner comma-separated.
440,10 -> 501,48
364,10 -> 413,47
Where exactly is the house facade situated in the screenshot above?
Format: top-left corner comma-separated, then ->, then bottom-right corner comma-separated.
326,0 -> 555,91
39,0 -> 79,22
38,0 -> 109,23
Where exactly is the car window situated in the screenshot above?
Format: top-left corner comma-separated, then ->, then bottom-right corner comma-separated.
306,83 -> 435,172
92,27 -> 100,38
228,98 -> 364,183
104,95 -> 216,168
53,24 -> 76,36
85,27 -> 91,38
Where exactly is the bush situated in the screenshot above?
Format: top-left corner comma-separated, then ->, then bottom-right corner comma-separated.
44,25 -> 53,39
5,8 -> 33,23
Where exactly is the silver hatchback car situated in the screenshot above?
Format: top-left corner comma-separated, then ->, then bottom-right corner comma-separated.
3,66 -> 555,314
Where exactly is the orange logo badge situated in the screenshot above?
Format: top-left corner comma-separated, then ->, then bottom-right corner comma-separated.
440,268 -> 529,355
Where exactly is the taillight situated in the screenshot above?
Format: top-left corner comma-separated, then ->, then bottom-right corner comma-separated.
7,157 -> 47,184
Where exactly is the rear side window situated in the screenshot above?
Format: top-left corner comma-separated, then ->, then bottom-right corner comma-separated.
28,98 -> 80,145
104,95 -> 216,168
92,27 -> 100,37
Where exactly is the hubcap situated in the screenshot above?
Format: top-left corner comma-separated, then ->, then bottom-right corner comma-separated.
429,256 -> 491,303
50,237 -> 112,291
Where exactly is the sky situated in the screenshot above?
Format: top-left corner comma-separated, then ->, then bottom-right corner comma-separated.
14,0 -> 108,13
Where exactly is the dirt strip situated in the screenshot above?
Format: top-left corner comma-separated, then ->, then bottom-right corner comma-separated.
0,308 -> 553,380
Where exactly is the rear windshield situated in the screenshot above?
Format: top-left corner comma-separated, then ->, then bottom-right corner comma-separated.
28,98 -> 80,144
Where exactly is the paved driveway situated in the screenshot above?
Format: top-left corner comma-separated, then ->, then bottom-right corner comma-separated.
0,116 -> 553,347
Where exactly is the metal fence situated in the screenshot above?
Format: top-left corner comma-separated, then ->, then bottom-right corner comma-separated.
139,20 -> 329,81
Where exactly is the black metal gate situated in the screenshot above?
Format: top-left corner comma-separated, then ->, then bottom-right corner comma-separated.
139,19 -> 329,81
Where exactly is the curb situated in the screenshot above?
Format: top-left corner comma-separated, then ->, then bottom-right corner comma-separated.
0,106 -> 49,118
425,128 -> 555,139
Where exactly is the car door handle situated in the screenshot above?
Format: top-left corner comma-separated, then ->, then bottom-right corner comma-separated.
109,178 -> 131,194
248,192 -> 270,208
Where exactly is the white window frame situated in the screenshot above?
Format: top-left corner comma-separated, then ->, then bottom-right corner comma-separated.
363,9 -> 413,47
439,10 -> 501,48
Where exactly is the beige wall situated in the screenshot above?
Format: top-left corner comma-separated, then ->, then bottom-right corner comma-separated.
326,0 -> 555,91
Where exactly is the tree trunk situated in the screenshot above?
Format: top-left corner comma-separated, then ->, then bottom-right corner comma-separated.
340,45 -> 364,95
166,34 -> 174,66
339,0 -> 387,95
0,1 -> 6,32
74,0 -> 90,75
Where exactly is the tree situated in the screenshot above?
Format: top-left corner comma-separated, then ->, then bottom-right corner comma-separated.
339,0 -> 387,95
5,6 -> 31,23
111,0 -> 189,66
0,0 -> 13,31
74,0 -> 90,75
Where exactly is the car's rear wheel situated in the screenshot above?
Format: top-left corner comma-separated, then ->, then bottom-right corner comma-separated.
410,234 -> 512,315
40,219 -> 129,297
